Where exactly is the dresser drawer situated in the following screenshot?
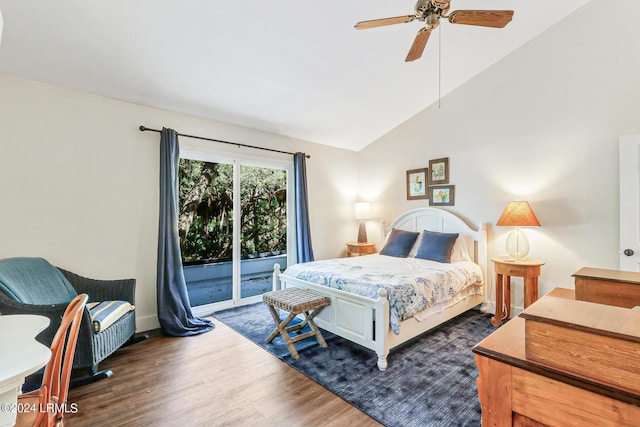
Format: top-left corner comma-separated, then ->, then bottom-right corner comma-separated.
494,262 -> 540,277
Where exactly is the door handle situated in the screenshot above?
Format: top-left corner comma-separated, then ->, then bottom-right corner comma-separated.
623,249 -> 635,256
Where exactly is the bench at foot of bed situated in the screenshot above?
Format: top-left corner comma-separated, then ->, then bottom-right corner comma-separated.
263,288 -> 331,359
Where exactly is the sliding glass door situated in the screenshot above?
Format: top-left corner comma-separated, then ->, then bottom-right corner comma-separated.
178,155 -> 291,312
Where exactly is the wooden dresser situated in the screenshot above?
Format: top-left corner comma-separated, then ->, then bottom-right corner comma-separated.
572,267 -> 640,308
473,288 -> 640,426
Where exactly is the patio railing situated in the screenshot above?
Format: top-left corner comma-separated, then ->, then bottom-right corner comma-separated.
184,253 -> 287,306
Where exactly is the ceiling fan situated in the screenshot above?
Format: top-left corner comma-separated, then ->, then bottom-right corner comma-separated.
355,0 -> 514,62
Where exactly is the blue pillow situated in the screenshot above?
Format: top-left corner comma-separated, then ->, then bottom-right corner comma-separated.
380,229 -> 420,258
415,230 -> 459,263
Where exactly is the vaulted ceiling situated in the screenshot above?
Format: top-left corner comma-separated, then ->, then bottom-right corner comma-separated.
0,1 -> 591,151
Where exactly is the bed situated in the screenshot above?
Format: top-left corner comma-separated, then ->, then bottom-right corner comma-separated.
272,207 -> 488,371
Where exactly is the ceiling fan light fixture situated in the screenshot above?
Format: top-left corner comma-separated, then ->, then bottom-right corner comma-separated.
426,14 -> 440,27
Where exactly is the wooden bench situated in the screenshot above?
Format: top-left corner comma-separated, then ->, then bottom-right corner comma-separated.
263,288 -> 330,359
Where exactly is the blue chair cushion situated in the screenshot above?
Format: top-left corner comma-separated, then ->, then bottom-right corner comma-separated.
0,257 -> 78,304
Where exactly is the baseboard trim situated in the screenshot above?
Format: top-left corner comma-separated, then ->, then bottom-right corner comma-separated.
136,314 -> 160,332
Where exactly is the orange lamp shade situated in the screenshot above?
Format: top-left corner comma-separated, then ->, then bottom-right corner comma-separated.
496,201 -> 540,227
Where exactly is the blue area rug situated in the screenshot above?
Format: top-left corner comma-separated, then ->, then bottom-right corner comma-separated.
214,302 -> 495,427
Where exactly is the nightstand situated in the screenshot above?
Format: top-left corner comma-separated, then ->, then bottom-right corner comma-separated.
491,257 -> 545,327
346,242 -> 376,257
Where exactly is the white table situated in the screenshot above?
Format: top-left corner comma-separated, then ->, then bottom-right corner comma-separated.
0,315 -> 51,427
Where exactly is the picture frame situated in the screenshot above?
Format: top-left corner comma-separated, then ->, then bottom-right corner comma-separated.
428,157 -> 449,185
429,185 -> 455,206
406,168 -> 428,200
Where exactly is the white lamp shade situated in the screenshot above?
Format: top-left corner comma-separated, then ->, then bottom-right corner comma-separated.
354,202 -> 371,220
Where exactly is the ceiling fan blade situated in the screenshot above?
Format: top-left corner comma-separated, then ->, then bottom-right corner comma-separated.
355,15 -> 416,30
405,28 -> 431,62
448,10 -> 514,28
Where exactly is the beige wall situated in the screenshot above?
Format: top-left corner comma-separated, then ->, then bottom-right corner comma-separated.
2,0 -> 639,328
0,76 -> 358,331
358,0 -> 640,313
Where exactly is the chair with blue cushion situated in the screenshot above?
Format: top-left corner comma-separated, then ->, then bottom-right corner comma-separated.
0,257 -> 147,388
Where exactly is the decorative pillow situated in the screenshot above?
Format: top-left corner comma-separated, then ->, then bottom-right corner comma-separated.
410,233 -> 471,261
380,229 -> 420,258
415,230 -> 459,263
88,300 -> 135,333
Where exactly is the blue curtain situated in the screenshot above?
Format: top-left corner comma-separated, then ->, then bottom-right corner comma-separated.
157,128 -> 215,336
294,152 -> 314,263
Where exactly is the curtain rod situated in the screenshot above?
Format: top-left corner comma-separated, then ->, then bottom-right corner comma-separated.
139,125 -> 310,158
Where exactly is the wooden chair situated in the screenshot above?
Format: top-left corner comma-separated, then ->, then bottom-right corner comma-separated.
15,293 -> 88,427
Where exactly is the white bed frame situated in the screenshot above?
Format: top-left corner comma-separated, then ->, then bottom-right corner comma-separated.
273,207 -> 488,371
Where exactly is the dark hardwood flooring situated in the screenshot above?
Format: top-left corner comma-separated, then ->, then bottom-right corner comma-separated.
65,318 -> 380,427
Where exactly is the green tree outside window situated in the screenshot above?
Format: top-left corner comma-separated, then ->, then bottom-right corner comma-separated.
178,160 -> 287,264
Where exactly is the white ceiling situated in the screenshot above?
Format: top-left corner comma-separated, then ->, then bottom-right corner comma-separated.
0,0 -> 591,151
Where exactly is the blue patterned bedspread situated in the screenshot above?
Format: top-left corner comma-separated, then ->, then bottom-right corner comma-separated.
282,254 -> 483,334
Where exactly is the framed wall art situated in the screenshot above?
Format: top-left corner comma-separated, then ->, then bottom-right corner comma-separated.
428,157 -> 449,185
406,168 -> 428,200
429,185 -> 455,206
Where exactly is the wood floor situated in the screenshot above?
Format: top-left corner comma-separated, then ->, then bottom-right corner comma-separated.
65,318 -> 381,427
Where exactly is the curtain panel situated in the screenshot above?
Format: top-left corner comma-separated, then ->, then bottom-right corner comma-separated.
157,128 -> 214,336
294,152 -> 314,263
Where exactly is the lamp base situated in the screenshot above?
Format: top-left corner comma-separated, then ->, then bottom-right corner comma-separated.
357,221 -> 368,244
505,228 -> 530,261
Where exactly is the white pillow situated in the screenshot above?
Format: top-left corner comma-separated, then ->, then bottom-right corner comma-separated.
408,233 -> 423,257
450,235 -> 472,262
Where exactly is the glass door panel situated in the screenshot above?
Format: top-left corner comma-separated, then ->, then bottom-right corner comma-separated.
178,159 -> 234,307
239,165 -> 288,299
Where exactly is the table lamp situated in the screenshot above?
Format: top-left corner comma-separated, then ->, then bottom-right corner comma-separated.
496,201 -> 540,261
354,202 -> 371,243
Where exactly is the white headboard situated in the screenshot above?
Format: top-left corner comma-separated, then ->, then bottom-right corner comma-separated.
385,207 -> 488,283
